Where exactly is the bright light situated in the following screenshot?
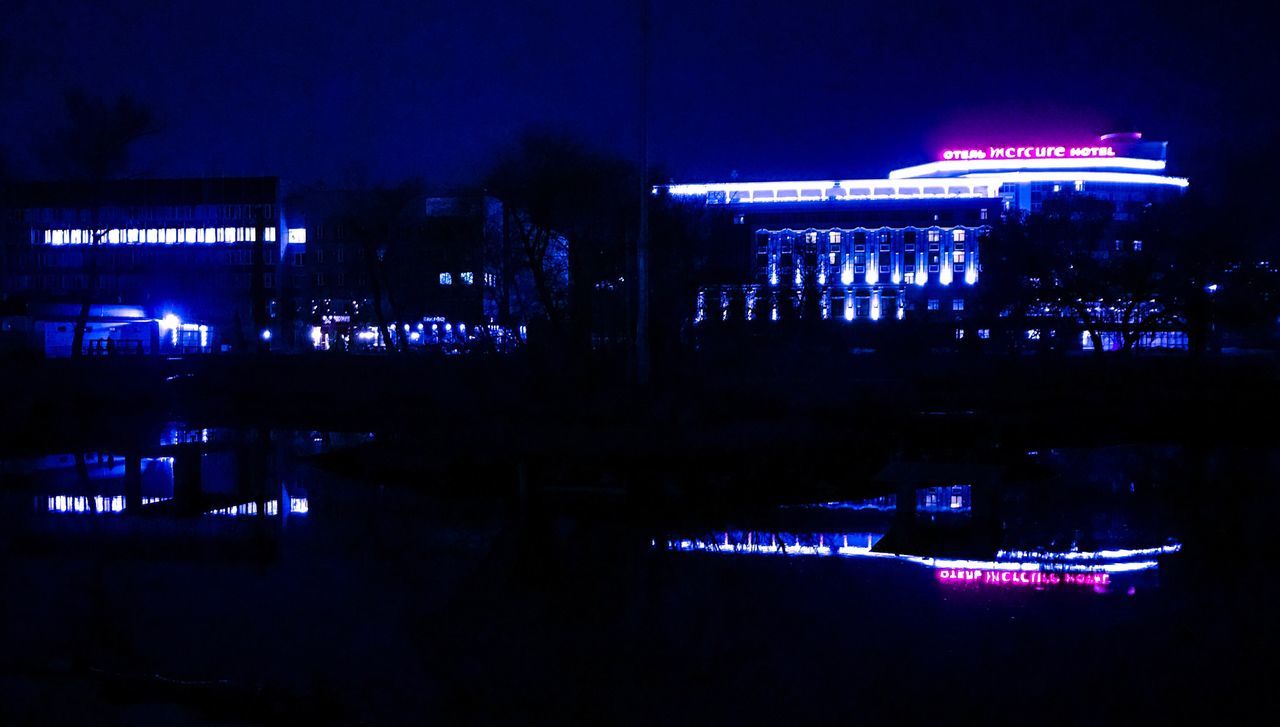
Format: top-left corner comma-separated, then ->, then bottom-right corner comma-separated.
965,268 -> 978,285
961,171 -> 1189,188
840,266 -> 853,285
889,156 -> 1167,179
159,313 -> 181,331
658,178 -> 999,203
310,326 -> 322,346
261,329 -> 272,341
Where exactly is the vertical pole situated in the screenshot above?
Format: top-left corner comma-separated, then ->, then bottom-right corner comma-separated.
635,0 -> 651,386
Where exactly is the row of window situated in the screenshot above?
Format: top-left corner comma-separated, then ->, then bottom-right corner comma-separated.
38,227 -> 305,245
440,272 -> 497,286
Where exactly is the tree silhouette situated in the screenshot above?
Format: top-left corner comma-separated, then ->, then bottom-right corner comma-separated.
45,90 -> 158,358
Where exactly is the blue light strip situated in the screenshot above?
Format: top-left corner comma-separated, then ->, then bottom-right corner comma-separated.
660,179 -> 1000,203
963,171 -> 1189,187
889,156 -> 1167,179
664,534 -> 1174,574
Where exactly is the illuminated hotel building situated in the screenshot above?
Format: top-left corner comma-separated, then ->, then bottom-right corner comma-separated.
0,177 -> 303,355
661,132 -> 1188,326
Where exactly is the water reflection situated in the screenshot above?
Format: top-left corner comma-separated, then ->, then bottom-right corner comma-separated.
12,432 -> 321,522
665,478 -> 1182,591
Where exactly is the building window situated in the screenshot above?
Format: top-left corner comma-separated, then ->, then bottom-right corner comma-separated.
927,299 -> 939,311
952,251 -> 965,264
953,229 -> 966,242
439,272 -> 453,285
980,208 -> 989,220
264,272 -> 275,289
928,230 -> 940,242
977,328 -> 990,339
955,328 -> 965,340
292,252 -> 304,266
460,271 -> 474,285
1133,240 -> 1143,251
952,299 -> 964,311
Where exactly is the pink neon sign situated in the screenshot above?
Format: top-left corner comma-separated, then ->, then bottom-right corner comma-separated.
940,145 -> 1118,161
936,569 -> 1111,588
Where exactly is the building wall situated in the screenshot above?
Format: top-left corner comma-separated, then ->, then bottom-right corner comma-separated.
0,177 -> 288,352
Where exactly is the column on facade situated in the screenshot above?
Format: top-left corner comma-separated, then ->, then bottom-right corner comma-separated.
939,228 -> 954,286
966,230 -> 979,285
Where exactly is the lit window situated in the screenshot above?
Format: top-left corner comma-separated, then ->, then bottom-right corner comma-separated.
952,251 -> 965,263
205,228 -> 216,243
953,299 -> 965,311
186,228 -> 196,242
288,228 -> 306,244
461,271 -> 474,285
1027,329 -> 1041,340
977,328 -> 990,339
147,229 -> 158,243
166,228 -> 177,243
953,229 -> 965,242
828,231 -> 840,244
439,272 -> 453,286
266,227 -> 277,242
928,230 -> 940,242
980,208 -> 989,220
108,229 -> 120,244
955,328 -> 965,340
927,299 -> 939,311
128,228 -> 140,243
1074,180 -> 1085,192
224,227 -> 236,242
1133,240 -> 1143,251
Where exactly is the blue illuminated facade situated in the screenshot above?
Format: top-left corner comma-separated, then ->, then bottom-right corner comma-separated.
0,177 -> 300,355
662,131 -> 1188,332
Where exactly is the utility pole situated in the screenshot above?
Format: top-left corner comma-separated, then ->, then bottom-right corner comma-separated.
635,0 -> 651,386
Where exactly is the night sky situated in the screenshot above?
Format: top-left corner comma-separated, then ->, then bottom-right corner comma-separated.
2,0 -> 1274,190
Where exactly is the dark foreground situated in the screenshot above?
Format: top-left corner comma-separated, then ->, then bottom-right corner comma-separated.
0,353 -> 1277,723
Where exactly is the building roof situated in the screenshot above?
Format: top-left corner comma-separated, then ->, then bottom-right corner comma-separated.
2,177 -> 281,209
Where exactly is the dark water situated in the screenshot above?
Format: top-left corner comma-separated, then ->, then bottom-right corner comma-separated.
0,429 -> 1274,723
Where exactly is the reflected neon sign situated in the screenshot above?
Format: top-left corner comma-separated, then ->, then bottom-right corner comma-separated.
941,145 -> 1117,161
937,568 -> 1111,587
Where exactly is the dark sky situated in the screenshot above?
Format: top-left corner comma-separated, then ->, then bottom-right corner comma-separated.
2,0 -> 1274,190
